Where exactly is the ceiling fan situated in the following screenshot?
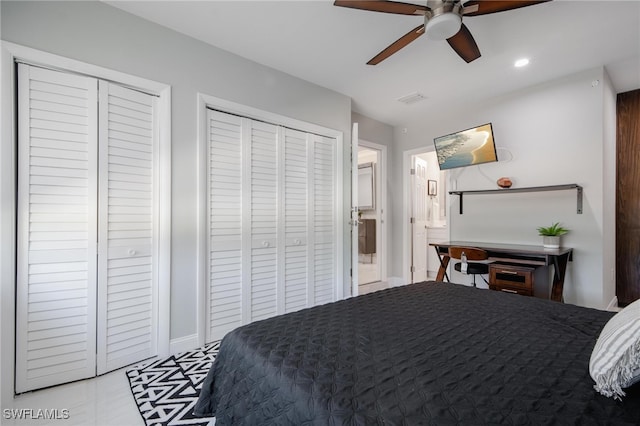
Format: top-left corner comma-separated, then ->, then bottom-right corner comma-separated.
334,0 -> 550,65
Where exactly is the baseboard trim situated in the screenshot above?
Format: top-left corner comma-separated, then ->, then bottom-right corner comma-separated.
169,334 -> 199,355
606,296 -> 619,312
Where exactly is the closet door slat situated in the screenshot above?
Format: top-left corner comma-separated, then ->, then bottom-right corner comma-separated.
16,64 -> 98,393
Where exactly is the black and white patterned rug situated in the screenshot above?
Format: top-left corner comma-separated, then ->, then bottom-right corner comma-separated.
126,341 -> 220,426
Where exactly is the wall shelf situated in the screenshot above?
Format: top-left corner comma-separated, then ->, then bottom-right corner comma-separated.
449,184 -> 583,215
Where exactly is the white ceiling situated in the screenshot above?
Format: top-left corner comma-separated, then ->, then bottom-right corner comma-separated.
105,0 -> 640,127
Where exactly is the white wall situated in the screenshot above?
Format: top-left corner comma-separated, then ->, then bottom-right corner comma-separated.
0,0 -> 352,404
358,148 -> 378,165
391,67 -> 616,309
419,152 -> 447,227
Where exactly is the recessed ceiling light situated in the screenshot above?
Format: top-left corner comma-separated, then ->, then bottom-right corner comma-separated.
514,58 -> 530,68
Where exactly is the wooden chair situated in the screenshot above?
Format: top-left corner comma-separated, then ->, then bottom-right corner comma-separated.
448,246 -> 490,287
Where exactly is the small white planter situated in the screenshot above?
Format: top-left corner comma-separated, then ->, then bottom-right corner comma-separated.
543,236 -> 561,249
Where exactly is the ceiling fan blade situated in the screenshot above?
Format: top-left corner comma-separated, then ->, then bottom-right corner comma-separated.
447,23 -> 481,63
367,25 -> 425,65
462,0 -> 551,17
334,1 -> 427,16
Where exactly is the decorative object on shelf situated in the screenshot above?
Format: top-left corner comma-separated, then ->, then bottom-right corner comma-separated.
497,177 -> 512,188
428,180 -> 437,196
537,222 -> 569,249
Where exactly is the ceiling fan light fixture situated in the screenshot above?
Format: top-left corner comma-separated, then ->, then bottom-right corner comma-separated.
425,12 -> 462,40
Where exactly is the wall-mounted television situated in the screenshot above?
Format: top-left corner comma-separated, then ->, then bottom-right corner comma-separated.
433,123 -> 498,170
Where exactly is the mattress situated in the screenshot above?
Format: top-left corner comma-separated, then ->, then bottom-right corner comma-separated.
194,281 -> 640,425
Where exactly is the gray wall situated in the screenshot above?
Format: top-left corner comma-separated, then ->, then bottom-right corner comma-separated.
1,1 -> 352,342
352,111 -> 394,147
390,67 -> 616,309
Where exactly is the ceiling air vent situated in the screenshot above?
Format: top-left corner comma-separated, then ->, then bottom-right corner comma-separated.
397,92 -> 426,105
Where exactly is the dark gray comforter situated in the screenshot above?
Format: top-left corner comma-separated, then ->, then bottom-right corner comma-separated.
194,281 -> 640,425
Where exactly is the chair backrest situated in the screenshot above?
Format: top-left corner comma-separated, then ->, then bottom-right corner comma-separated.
448,246 -> 488,261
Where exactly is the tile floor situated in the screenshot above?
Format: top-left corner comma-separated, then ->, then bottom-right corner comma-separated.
358,259 -> 380,285
358,280 -> 389,295
4,368 -> 143,426
357,256 -> 390,295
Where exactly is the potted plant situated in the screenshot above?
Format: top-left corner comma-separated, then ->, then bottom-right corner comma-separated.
537,222 -> 569,249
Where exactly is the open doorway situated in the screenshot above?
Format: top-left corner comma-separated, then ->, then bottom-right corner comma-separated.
357,141 -> 387,292
403,149 -> 449,284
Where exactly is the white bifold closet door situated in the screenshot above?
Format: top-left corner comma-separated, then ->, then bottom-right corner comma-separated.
207,109 -> 337,342
96,80 -> 158,375
16,64 -> 158,392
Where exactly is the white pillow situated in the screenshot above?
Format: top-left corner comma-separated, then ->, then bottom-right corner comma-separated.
589,298 -> 640,400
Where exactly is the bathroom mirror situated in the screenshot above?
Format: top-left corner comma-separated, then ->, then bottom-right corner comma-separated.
358,163 -> 375,210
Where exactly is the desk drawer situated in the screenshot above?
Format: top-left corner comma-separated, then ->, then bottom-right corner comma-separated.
490,285 -> 533,296
489,264 -> 534,295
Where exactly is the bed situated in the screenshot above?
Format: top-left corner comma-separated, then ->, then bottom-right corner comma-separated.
194,281 -> 640,425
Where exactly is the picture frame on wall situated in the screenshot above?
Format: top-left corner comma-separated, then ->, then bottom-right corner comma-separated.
428,180 -> 437,196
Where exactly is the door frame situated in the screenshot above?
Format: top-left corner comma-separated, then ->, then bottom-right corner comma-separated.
410,155 -> 428,283
402,146 -> 449,286
351,123 -> 359,296
196,93 -> 345,348
1,42 -> 172,401
356,139 -> 388,289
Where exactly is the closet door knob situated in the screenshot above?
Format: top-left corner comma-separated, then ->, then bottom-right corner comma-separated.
262,241 -> 270,248
128,249 -> 137,256
294,239 -> 301,245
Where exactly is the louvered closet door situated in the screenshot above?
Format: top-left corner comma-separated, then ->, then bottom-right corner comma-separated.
207,110 -> 244,340
311,135 -> 337,305
96,81 -> 158,374
282,128 -> 309,313
17,65 -> 160,392
206,110 -> 338,342
16,64 -> 98,392
248,120 -> 279,322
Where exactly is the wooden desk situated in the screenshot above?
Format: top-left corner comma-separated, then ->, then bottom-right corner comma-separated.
429,241 -> 573,302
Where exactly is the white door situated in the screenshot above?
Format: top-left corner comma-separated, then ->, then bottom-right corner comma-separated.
16,64 -> 159,392
311,134 -> 338,306
206,110 -> 339,342
206,110 -> 244,340
411,156 -> 428,283
96,81 -> 158,374
247,120 -> 279,322
281,128 -> 310,313
351,123 -> 359,296
16,65 -> 99,392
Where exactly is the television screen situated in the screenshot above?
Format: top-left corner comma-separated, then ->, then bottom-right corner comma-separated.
433,123 -> 498,170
